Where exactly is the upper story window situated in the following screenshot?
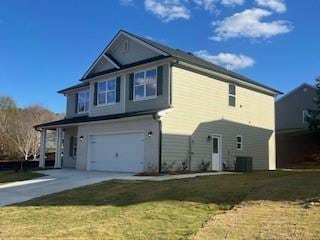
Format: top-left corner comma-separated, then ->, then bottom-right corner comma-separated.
236,135 -> 243,150
98,79 -> 116,105
229,84 -> 236,107
134,69 -> 157,100
78,91 -> 90,113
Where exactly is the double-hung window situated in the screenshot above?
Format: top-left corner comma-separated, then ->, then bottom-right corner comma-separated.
236,135 -> 243,150
78,91 -> 90,113
97,79 -> 116,105
134,69 -> 157,100
229,84 -> 236,107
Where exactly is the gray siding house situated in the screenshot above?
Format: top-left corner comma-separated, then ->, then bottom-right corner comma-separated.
36,30 -> 281,173
276,83 -> 317,130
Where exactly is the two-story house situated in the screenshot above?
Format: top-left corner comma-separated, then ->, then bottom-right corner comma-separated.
276,83 -> 318,131
36,30 -> 281,173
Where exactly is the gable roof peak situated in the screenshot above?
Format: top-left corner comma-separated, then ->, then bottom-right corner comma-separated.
80,29 -> 281,95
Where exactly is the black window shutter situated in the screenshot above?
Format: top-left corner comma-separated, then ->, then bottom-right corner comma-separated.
74,93 -> 78,113
157,66 -> 163,96
69,136 -> 74,157
129,73 -> 134,100
94,82 -> 98,106
116,76 -> 121,102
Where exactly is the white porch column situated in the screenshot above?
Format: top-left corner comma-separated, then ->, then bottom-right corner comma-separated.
39,129 -> 47,169
54,128 -> 63,169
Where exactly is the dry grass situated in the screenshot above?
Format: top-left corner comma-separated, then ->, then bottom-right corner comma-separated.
0,170 -> 319,240
194,201 -> 320,240
194,170 -> 320,240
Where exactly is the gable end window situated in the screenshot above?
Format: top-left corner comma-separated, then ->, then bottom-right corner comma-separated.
134,69 -> 157,100
123,39 -> 129,53
78,91 -> 90,113
97,79 -> 117,105
229,84 -> 236,107
236,135 -> 243,150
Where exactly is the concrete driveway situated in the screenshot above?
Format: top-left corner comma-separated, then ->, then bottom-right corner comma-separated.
0,169 -> 133,206
0,169 -> 234,206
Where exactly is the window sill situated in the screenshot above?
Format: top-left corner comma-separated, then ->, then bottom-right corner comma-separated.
133,96 -> 157,102
77,111 -> 88,114
96,102 -> 117,107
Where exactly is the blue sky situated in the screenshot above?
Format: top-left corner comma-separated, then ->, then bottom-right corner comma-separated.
0,0 -> 319,113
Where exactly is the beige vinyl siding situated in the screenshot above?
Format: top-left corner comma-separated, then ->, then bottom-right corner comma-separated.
63,127 -> 77,168
107,35 -> 160,65
161,66 -> 276,171
87,62 -> 170,117
66,91 -> 89,118
75,116 -> 159,172
125,64 -> 170,113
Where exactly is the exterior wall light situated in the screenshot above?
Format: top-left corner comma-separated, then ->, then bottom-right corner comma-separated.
207,135 -> 212,142
79,136 -> 84,143
148,131 -> 153,138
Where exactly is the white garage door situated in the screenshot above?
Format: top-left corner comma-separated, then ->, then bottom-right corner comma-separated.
88,132 -> 145,173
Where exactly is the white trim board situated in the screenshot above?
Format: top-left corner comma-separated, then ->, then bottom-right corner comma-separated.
82,30 -> 168,79
103,54 -> 120,69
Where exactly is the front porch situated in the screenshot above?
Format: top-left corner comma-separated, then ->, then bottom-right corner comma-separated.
39,126 -> 77,169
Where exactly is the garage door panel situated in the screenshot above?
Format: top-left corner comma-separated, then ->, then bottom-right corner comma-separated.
89,132 -> 144,173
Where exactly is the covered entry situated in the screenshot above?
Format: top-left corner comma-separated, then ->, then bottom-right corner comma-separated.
87,132 -> 145,173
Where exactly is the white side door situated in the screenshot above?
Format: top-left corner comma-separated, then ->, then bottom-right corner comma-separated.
211,135 -> 222,171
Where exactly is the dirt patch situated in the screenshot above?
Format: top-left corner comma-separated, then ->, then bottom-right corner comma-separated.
194,200 -> 320,240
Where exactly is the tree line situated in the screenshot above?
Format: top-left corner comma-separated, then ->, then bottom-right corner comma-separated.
0,96 -> 60,161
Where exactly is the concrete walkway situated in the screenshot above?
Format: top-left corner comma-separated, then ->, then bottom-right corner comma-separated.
0,169 -> 234,206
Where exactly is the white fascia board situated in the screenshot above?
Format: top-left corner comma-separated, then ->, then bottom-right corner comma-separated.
82,31 -> 169,79
103,54 -> 120,69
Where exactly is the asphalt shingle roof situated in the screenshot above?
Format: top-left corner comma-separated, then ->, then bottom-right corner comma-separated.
35,108 -> 166,129
58,30 -> 282,95
121,30 -> 282,94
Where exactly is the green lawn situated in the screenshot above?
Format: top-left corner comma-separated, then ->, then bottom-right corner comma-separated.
0,170 -> 319,240
0,171 -> 45,184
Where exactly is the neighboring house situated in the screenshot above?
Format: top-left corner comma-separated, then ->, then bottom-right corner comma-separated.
36,30 -> 281,173
276,83 -> 317,131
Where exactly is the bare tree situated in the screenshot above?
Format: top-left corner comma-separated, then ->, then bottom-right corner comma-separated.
0,96 -> 60,168
8,105 -> 58,162
0,96 -> 18,159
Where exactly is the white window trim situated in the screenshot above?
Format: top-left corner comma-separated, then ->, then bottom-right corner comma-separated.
133,68 -> 157,101
97,79 -> 117,106
229,84 -> 236,107
236,135 -> 243,151
78,90 -> 90,113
